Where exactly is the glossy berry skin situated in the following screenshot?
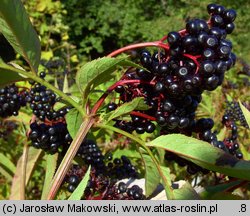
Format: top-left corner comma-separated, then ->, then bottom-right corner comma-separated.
67,184 -> 76,193
176,66 -> 189,78
204,35 -> 218,48
29,121 -> 71,154
39,72 -> 46,78
108,102 -> 117,111
140,55 -> 152,68
223,9 -> 237,23
207,3 -> 217,14
163,100 -> 175,112
178,117 -> 190,128
158,63 -> 169,75
154,82 -> 165,92
118,182 -> 127,193
145,122 -> 156,133
215,5 -> 225,15
211,15 -> 224,27
200,61 -> 215,76
157,115 -> 166,127
225,23 -> 235,34
68,175 -> 79,185
167,31 -> 181,45
136,126 -> 145,134
115,85 -> 124,93
203,48 -> 215,59
205,75 -> 219,90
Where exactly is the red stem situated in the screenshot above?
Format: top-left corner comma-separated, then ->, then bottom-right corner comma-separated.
130,111 -> 156,121
108,41 -> 169,57
91,79 -> 154,115
108,40 -> 200,72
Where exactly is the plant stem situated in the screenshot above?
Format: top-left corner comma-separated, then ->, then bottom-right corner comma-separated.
108,41 -> 162,57
95,123 -> 174,200
20,144 -> 29,200
47,117 -> 95,200
91,79 -> 154,114
3,64 -> 85,117
130,111 -> 156,121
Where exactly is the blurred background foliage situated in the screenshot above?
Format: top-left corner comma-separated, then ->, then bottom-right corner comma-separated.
20,0 -> 249,62
19,0 -> 249,118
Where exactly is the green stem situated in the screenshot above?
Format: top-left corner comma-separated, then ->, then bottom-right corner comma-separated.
47,117 -> 95,200
3,64 -> 85,117
95,123 -> 174,200
20,144 -> 29,200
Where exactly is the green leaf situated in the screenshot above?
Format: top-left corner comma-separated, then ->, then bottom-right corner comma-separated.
0,153 -> 16,176
41,153 -> 58,199
63,74 -> 69,94
112,146 -> 141,160
147,134 -> 250,180
10,147 -> 42,199
141,152 -> 161,196
217,126 -> 227,141
104,97 -> 149,122
68,166 -> 91,200
65,108 -> 83,139
140,147 -> 172,198
0,59 -> 26,87
238,100 -> 250,128
0,166 -> 12,182
76,56 -> 145,102
200,180 -> 244,199
173,181 -> 200,200
24,147 -> 43,185
0,0 -> 41,72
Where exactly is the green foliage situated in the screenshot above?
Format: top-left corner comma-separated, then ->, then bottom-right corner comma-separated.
65,108 -> 82,139
68,166 -> 91,200
103,97 -> 149,122
41,153 -> 59,199
239,101 -> 250,128
141,152 -> 162,196
0,59 -> 26,87
58,0 -> 250,62
0,0 -> 41,72
76,56 -> 145,105
148,134 -> 250,180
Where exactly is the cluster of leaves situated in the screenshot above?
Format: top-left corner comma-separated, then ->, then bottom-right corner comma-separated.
0,0 -> 250,200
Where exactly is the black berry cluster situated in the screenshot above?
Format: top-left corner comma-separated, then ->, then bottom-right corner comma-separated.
0,84 -> 26,118
103,4 -> 240,175
76,139 -> 139,179
64,139 -> 139,194
77,139 -> 106,172
28,121 -> 72,154
0,120 -> 17,140
86,176 -> 145,200
25,72 -> 71,121
105,154 -> 138,180
108,3 -> 237,137
116,182 -> 145,200
41,59 -> 65,71
224,101 -> 249,128
64,164 -> 87,192
222,115 -> 243,159
40,58 -> 69,89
